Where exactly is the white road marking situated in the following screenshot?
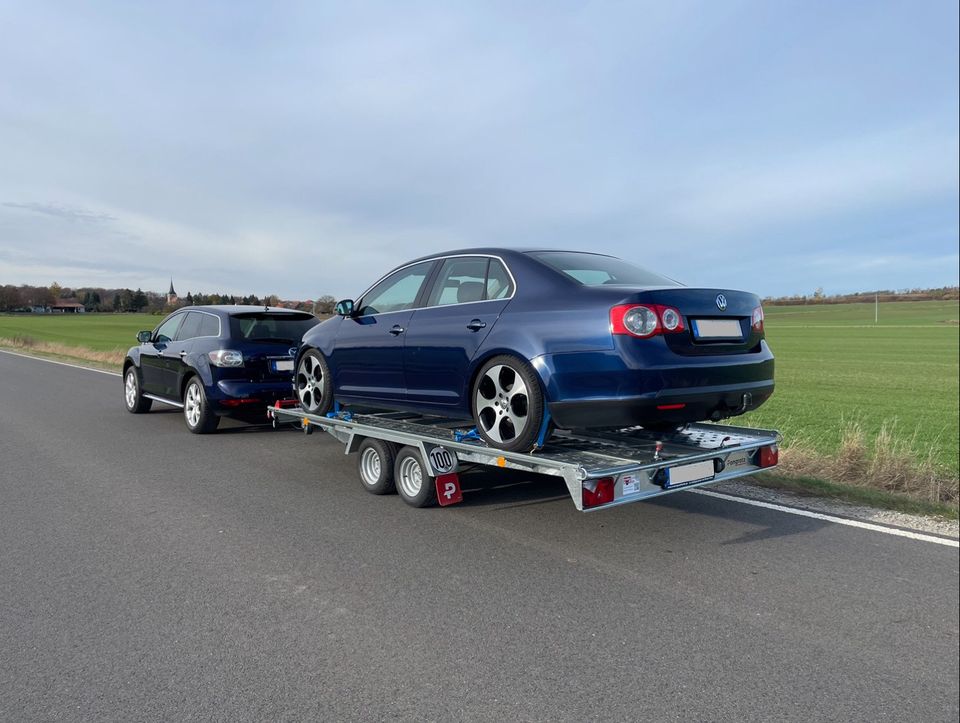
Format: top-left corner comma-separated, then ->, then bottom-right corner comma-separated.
692,489 -> 959,548
1,348 -> 957,547
0,348 -> 121,377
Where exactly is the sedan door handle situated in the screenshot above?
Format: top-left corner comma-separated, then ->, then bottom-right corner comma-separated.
389,325 -> 405,335
466,319 -> 486,331
179,350 -> 188,357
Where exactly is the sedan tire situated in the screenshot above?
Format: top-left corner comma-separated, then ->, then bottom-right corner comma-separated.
296,349 -> 333,416
472,355 -> 545,452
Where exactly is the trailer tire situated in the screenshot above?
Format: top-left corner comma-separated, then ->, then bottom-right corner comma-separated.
394,447 -> 436,508
357,438 -> 397,495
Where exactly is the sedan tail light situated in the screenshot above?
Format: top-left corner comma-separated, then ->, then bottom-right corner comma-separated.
610,304 -> 685,338
208,349 -> 244,367
751,305 -> 764,333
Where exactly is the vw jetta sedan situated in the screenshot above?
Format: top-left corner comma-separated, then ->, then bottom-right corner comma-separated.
296,249 -> 775,451
123,305 -> 319,433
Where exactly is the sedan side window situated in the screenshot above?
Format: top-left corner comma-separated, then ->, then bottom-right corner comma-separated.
486,259 -> 514,300
358,261 -> 434,316
154,314 -> 184,343
426,257 -> 489,306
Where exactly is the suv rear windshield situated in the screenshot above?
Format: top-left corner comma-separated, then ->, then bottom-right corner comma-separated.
529,251 -> 680,287
229,313 -> 318,343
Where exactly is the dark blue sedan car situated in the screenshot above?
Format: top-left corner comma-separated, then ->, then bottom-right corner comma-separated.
123,305 -> 318,432
296,249 -> 774,451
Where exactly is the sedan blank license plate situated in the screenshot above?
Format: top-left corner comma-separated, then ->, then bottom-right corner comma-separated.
271,360 -> 294,372
665,460 -> 715,488
692,319 -> 742,339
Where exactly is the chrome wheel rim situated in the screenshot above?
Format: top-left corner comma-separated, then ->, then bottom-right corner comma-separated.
475,364 -> 529,443
397,456 -> 423,498
184,383 -> 202,427
124,371 -> 137,408
359,447 -> 381,486
297,354 -> 325,412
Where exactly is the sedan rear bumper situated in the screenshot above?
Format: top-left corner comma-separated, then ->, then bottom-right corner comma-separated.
547,380 -> 775,428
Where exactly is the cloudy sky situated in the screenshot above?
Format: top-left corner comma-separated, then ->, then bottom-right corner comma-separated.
1,1 -> 957,300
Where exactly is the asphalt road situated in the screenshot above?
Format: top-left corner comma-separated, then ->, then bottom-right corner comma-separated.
1,351 -> 957,722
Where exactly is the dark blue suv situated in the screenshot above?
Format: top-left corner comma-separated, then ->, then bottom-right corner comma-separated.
123,305 -> 319,433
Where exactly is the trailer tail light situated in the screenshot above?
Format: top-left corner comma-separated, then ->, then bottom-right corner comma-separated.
610,305 -> 685,338
758,444 -> 778,468
582,477 -> 615,508
752,305 -> 764,333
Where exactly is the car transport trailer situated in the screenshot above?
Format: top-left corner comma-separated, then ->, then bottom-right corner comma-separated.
268,402 -> 781,512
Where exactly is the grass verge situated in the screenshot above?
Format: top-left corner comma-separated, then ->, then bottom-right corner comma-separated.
0,335 -> 124,371
753,473 -> 958,521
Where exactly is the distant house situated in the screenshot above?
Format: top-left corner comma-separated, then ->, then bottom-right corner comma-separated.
50,299 -> 85,314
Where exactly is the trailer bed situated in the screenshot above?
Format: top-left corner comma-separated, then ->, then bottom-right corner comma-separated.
270,404 -> 781,512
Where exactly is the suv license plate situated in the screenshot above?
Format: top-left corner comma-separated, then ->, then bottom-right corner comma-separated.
665,460 -> 715,488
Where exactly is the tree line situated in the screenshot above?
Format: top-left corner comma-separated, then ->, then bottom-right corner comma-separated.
0,283 -> 332,314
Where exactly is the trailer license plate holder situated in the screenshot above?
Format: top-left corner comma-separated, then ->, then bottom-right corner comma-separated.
665,460 -> 715,489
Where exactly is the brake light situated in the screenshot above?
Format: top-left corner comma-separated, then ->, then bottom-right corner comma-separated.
582,477 -> 615,508
610,304 -> 685,338
758,444 -> 778,468
752,305 -> 764,333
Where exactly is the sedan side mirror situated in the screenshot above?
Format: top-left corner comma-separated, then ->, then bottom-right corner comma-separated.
137,330 -> 153,343
335,299 -> 355,317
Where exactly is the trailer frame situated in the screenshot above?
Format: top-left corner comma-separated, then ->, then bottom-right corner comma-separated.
269,403 -> 781,512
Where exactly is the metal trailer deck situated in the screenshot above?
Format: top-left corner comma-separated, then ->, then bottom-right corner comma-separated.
269,404 -> 781,512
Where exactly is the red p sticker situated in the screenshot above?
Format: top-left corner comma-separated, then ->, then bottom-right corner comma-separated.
435,473 -> 462,506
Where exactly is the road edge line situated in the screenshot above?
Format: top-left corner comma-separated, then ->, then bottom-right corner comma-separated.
0,348 -> 121,377
692,489 -> 959,547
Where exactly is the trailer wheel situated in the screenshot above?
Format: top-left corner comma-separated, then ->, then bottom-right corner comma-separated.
357,438 -> 397,495
394,447 -> 436,508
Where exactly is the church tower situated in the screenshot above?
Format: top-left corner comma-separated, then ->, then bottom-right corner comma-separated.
167,279 -> 178,306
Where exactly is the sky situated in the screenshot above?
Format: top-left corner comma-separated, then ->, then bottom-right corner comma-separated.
0,0 -> 957,300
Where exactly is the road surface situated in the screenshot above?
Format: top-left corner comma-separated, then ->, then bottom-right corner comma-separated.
1,351 -> 957,721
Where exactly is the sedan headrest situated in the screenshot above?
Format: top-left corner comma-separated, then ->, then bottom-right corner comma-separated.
457,281 -> 485,303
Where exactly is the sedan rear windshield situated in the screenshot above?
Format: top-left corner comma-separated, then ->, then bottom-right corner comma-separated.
229,313 -> 318,343
529,251 -> 680,287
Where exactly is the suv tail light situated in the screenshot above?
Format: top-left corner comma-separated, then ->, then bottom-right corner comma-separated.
208,349 -> 244,367
751,305 -> 764,333
610,304 -> 685,338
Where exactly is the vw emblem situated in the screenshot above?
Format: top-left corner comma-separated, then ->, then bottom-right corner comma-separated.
716,294 -> 727,311
288,347 -> 298,358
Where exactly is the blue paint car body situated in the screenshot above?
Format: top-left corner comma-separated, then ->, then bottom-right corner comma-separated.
299,248 -> 774,430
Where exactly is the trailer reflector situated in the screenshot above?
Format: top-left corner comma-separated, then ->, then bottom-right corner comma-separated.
582,477 -> 615,508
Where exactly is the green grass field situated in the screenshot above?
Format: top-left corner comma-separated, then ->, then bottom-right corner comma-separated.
3,301 -> 958,475
0,313 -> 156,352
740,300 -> 959,474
